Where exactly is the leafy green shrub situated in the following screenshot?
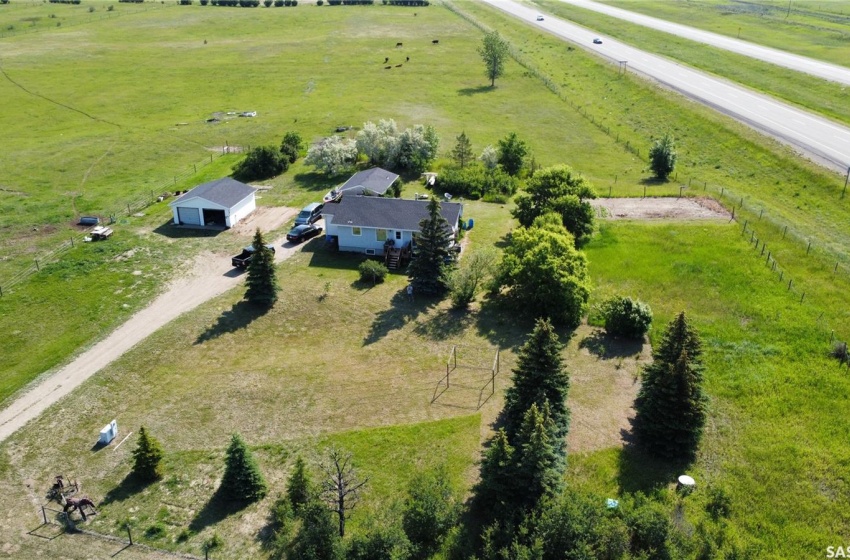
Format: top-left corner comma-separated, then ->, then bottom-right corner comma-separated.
626,501 -> 670,555
359,260 -> 388,284
601,295 -> 653,339
87,5 -> 95,11
317,0 -> 323,3
107,4 -> 114,10
263,0 -> 271,5
274,0 -> 283,5
705,486 -> 732,520
233,146 -> 288,181
436,164 -> 517,200
144,523 -> 166,539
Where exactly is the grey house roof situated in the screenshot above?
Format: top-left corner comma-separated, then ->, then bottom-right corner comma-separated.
324,196 -> 462,231
171,178 -> 256,208
338,167 -> 399,197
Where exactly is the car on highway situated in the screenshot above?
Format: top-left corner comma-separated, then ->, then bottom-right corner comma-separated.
286,223 -> 324,244
536,15 -> 544,21
593,38 -> 603,44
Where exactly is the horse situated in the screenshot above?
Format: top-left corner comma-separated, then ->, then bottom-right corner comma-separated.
64,496 -> 97,521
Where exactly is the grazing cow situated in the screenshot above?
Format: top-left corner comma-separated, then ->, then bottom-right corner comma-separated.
384,66 -> 392,70
384,57 -> 389,63
406,56 -> 409,62
395,64 -> 402,68
396,42 -> 403,47
432,39 -> 439,44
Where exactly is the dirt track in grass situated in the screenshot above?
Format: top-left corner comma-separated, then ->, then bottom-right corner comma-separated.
0,207 -> 298,443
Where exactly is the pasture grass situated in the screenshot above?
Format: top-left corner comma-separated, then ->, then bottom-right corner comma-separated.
456,0 -> 850,261
594,0 -> 850,67
531,0 -> 850,126
577,220 -> 850,556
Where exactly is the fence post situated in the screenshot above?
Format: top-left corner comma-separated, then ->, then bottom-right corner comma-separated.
783,225 -> 787,239
70,237 -> 74,248
127,203 -> 131,215
35,259 -> 39,272
127,526 -> 133,545
42,506 -> 48,524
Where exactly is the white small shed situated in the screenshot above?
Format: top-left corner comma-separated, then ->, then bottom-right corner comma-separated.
99,419 -> 118,445
169,178 -> 257,228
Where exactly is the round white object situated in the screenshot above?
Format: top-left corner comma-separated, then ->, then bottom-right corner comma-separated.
678,475 -> 696,487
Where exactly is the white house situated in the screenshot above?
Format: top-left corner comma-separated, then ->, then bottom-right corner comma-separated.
169,178 -> 256,228
323,196 -> 463,267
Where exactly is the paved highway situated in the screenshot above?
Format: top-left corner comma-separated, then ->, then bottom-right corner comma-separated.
556,0 -> 850,86
479,0 -> 850,174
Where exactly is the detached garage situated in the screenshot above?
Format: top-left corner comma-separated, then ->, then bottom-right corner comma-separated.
169,178 -> 257,228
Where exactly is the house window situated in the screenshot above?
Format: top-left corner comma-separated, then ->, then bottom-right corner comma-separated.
376,229 -> 387,242
352,227 -> 361,236
366,249 -> 376,255
395,231 -> 402,240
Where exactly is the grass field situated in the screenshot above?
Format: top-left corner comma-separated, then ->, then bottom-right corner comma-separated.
1,1 -> 850,558
530,0 -> 850,127
595,0 -> 850,67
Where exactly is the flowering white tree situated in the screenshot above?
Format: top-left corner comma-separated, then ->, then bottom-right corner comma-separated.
356,119 -> 400,168
480,145 -> 499,170
397,124 -> 440,173
305,136 -> 358,175
355,120 -> 438,173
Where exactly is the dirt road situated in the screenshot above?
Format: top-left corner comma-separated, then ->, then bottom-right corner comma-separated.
0,208 -> 300,443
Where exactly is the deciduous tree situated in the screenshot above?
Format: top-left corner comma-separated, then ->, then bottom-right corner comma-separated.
512,165 -> 596,245
233,145 -> 288,181
479,30 -> 509,87
245,229 -> 279,306
448,248 -> 498,310
402,465 -> 459,555
497,214 -> 591,327
305,136 -> 358,175
497,132 -> 528,177
320,448 -> 368,538
280,131 -> 303,164
633,312 -> 707,459
648,134 -> 677,181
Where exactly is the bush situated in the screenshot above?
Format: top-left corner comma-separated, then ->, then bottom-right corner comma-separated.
107,4 -> 114,10
263,0 -> 271,5
144,523 -> 167,539
601,296 -> 653,339
436,164 -> 517,200
233,145 -> 288,182
274,0 -> 283,5
317,0 -> 323,3
705,486 -> 732,520
359,260 -> 388,284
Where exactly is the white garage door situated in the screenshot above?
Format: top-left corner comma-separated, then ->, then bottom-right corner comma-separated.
177,207 -> 201,225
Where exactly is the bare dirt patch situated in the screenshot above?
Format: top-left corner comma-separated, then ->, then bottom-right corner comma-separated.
566,325 -> 649,453
230,206 -> 297,237
591,197 -> 730,221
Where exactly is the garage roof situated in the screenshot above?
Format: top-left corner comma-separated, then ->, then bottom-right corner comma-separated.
172,178 -> 256,208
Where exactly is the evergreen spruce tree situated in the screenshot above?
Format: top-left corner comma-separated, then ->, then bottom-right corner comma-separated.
502,318 -> 570,455
290,499 -> 341,560
408,198 -> 453,296
515,404 -> 562,510
472,429 -> 518,522
245,229 -> 279,306
220,433 -> 268,502
286,455 -> 314,511
633,312 -> 707,459
131,426 -> 164,482
451,131 -> 474,168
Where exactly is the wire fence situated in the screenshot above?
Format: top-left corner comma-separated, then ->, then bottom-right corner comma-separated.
0,151 -> 226,297
445,0 -> 850,361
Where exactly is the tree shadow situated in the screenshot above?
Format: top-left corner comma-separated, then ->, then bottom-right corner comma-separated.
493,232 -> 512,250
100,473 -> 152,506
363,289 -> 437,346
292,171 -> 345,193
188,488 -> 252,534
474,296 -> 575,352
578,330 -> 644,360
413,308 -> 475,341
639,176 -> 669,186
195,300 -> 270,344
615,434 -> 689,495
457,85 -> 495,96
152,219 -> 225,239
